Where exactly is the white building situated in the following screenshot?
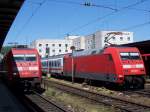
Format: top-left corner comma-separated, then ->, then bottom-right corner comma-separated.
85,31 -> 133,50
30,39 -> 72,57
30,31 -> 133,57
72,36 -> 85,50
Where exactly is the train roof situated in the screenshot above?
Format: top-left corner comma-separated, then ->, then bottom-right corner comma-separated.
73,48 -> 103,57
10,48 -> 38,54
11,48 -> 36,50
42,53 -> 71,60
73,46 -> 138,57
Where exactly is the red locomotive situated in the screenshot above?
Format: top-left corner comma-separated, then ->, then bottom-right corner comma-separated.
1,48 -> 42,89
42,47 -> 146,89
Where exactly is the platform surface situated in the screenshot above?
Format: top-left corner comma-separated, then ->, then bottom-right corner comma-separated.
0,80 -> 28,112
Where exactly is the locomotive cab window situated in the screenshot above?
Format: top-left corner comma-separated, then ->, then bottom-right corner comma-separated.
25,54 -> 36,61
13,55 -> 25,62
120,52 -> 141,60
120,53 -> 130,60
13,54 -> 36,62
130,53 -> 141,60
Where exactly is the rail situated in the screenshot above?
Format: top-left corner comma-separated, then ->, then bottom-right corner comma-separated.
23,91 -> 70,112
43,79 -> 150,112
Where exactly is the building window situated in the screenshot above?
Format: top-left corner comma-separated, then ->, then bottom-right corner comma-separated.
52,44 -> 55,47
39,44 -> 42,47
46,44 -> 48,47
65,44 -> 68,47
112,37 -> 115,40
59,49 -> 61,52
120,37 -> 123,41
52,50 -> 55,52
59,44 -> 61,47
127,37 -> 130,41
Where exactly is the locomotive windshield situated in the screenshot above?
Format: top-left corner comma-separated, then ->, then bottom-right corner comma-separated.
25,54 -> 36,61
13,54 -> 24,61
13,54 -> 36,62
120,52 -> 141,60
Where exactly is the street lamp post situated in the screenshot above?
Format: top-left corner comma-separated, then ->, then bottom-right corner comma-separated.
70,46 -> 75,83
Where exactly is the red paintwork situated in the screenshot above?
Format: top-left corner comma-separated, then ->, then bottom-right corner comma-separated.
142,53 -> 150,76
2,48 -> 42,81
63,47 -> 146,84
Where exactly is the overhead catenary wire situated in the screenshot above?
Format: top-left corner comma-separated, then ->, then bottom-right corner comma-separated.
122,21 -> 150,30
14,0 -> 47,41
13,0 -> 150,43
14,0 -> 118,42
64,0 -> 150,36
48,0 -> 118,11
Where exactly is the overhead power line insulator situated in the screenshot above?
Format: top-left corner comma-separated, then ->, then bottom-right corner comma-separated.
84,2 -> 91,6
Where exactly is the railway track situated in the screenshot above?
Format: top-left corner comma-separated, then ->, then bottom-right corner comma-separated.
43,79 -> 150,112
23,91 -> 70,112
122,89 -> 150,97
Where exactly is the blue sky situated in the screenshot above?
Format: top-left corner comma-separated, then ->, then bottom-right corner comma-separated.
4,0 -> 150,45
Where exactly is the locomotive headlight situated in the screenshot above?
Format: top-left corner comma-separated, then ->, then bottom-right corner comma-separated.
29,67 -> 38,70
136,64 -> 144,68
119,75 -> 123,77
13,73 -> 17,75
123,65 -> 131,68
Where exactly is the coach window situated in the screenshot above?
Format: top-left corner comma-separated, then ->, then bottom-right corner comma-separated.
58,61 -> 60,67
52,61 -> 55,67
50,61 -> 52,67
57,61 -> 59,67
51,61 -> 53,67
54,61 -> 57,67
49,61 -> 51,67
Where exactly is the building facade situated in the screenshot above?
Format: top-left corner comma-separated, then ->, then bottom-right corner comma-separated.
30,39 -> 72,58
72,36 -> 85,50
30,31 -> 133,57
85,31 -> 133,50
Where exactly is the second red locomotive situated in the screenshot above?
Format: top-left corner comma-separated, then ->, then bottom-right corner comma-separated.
42,47 -> 146,89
